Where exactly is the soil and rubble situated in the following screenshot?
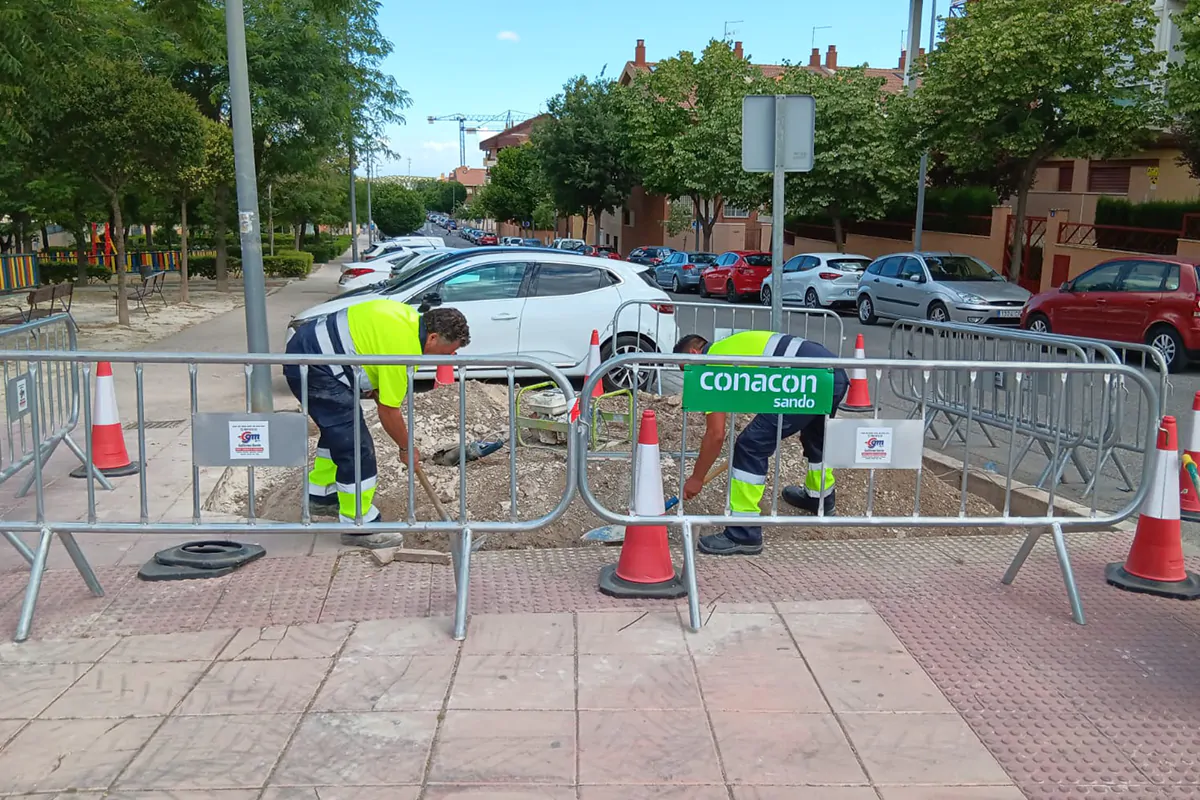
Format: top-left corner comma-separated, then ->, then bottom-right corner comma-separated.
221,379 -> 1009,552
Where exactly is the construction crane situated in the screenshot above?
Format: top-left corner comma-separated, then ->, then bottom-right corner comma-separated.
426,111 -> 534,168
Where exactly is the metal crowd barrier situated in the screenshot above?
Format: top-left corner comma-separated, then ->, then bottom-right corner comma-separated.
1,350 -> 577,642
889,320 -> 1167,502
577,352 -> 1159,632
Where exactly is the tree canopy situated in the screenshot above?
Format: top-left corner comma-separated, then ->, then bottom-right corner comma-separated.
471,144 -> 548,226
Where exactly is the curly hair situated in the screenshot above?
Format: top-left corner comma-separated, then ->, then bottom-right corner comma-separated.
425,306 -> 471,347
673,334 -> 709,353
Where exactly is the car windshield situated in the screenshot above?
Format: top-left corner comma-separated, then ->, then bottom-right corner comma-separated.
522,239 -> 542,246
691,253 -> 717,264
925,255 -> 1005,282
744,254 -> 772,267
829,258 -> 869,272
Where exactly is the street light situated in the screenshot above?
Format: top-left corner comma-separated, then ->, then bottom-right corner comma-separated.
224,0 -> 272,412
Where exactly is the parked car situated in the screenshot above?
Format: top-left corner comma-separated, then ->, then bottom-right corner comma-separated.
1023,257 -> 1200,371
654,251 -> 717,293
479,233 -> 498,246
338,249 -> 461,293
577,245 -> 622,260
857,252 -> 1030,327
700,251 -> 773,302
521,238 -> 545,247
289,250 -> 677,390
500,237 -> 522,246
551,238 -> 587,251
759,253 -> 871,309
627,246 -> 675,267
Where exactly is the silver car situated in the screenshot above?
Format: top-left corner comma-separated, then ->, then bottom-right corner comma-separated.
856,252 -> 1030,326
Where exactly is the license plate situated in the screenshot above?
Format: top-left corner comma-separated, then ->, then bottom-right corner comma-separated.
998,309 -> 1021,318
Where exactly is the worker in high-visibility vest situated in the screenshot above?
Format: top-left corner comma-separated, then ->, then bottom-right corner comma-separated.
284,301 -> 470,549
674,331 -> 849,555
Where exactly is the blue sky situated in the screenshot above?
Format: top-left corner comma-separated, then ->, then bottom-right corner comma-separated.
371,0 -> 939,178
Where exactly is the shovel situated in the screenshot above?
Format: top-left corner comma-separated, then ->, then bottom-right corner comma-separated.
581,461 -> 729,544
414,461 -> 488,551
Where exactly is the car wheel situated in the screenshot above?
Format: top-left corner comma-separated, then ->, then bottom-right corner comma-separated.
1025,313 -> 1051,334
760,285 -> 772,306
1148,325 -> 1188,373
726,281 -> 739,303
699,279 -> 710,298
672,275 -> 682,294
804,288 -> 821,309
601,334 -> 657,392
927,301 -> 949,323
858,294 -> 878,325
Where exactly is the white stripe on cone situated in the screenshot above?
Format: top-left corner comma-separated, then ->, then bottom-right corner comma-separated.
852,342 -> 867,381
1143,444 -> 1181,521
633,441 -> 666,516
94,366 -> 121,426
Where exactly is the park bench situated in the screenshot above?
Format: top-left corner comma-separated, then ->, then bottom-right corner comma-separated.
0,282 -> 75,325
115,270 -> 168,316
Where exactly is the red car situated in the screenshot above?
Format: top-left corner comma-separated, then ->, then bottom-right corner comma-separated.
1022,256 -> 1200,372
478,233 -> 498,245
578,245 -> 622,260
701,250 -> 774,302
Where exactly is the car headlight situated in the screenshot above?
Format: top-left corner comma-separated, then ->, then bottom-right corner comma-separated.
954,290 -> 987,304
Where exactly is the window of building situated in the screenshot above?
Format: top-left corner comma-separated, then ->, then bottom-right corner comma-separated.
723,206 -> 750,219
1057,163 -> 1075,192
1087,163 -> 1132,194
622,209 -> 635,227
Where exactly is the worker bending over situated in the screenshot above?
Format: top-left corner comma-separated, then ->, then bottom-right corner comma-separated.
284,300 -> 470,549
674,331 -> 849,556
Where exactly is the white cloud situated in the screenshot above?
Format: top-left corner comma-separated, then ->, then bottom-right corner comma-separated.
496,30 -> 520,42
422,140 -> 457,153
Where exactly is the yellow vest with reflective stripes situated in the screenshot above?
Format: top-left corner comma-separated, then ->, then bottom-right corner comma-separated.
345,300 -> 423,407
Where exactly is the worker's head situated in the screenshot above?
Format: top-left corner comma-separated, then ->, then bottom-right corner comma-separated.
673,334 -> 709,355
423,307 -> 471,355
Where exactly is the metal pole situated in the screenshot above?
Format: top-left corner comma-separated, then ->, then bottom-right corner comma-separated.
224,0 -> 273,412
268,183 -> 274,256
913,0 -> 936,251
349,141 -> 359,262
366,153 -> 373,246
770,94 -> 786,331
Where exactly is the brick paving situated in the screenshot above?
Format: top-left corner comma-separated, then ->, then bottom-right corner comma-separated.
1,531 -> 1199,798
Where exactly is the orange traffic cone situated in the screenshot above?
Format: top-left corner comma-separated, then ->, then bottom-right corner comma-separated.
598,409 -> 686,599
1107,416 -> 1200,600
840,333 -> 873,412
70,362 -> 140,478
1182,392 -> 1200,523
435,363 -> 455,387
569,329 -> 605,422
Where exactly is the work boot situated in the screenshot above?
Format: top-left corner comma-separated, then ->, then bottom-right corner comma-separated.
340,527 -> 404,549
309,494 -> 339,517
698,530 -> 763,556
781,486 -> 836,516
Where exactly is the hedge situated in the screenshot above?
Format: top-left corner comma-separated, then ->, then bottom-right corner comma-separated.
37,260 -> 113,285
263,250 -> 313,278
1095,196 -> 1200,232
186,255 -> 243,280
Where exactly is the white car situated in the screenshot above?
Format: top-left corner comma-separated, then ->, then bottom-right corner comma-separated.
337,249 -> 462,294
551,238 -> 586,251
759,252 -> 872,309
362,236 -> 445,260
290,250 -> 678,389
500,236 -> 523,247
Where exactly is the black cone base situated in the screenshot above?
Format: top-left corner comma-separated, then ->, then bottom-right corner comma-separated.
70,461 -> 140,479
598,563 -> 687,599
138,541 -> 265,582
1105,562 -> 1200,601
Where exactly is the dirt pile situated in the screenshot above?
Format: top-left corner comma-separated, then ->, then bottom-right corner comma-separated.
230,380 -> 1002,551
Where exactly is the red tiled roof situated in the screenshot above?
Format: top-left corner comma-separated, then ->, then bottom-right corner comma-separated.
445,167 -> 488,187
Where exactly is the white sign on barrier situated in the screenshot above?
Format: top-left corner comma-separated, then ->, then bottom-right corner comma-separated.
229,420 -> 270,459
825,419 -> 924,470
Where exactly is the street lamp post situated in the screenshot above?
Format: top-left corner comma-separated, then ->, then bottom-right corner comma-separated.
224,0 -> 273,412
366,152 -> 373,246
913,0 -> 937,251
349,142 -> 359,262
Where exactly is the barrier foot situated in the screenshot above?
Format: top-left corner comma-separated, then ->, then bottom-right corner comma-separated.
1001,529 -> 1041,585
60,433 -> 114,492
3,531 -> 35,566
14,529 -> 52,642
60,532 -> 104,597
680,521 -> 702,632
452,528 -> 473,641
1052,522 -> 1086,625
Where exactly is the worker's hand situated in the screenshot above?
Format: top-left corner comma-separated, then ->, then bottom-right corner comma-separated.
362,389 -> 379,401
684,474 -> 705,500
400,446 -> 421,467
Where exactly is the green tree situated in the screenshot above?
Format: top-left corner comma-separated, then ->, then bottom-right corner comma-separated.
1168,2 -> 1200,180
778,68 -> 914,252
534,75 -> 638,245
372,183 -> 424,236
624,39 -> 767,250
473,144 -> 546,226
176,118 -> 233,301
40,59 -> 205,324
911,0 -> 1162,273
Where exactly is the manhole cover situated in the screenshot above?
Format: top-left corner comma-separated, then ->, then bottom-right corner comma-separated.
127,419 -> 185,430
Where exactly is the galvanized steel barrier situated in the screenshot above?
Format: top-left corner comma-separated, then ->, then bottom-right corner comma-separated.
577,352 -> 1159,632
889,320 -> 1167,502
0,349 -> 577,642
